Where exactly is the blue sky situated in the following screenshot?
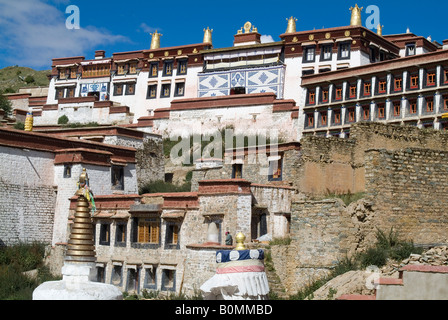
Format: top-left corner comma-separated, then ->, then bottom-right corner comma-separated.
0,0 -> 446,70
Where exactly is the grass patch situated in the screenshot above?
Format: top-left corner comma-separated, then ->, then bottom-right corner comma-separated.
289,227 -> 423,300
0,242 -> 61,300
139,180 -> 191,194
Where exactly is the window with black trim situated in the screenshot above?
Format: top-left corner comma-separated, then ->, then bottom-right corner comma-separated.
392,102 -> 401,118
425,97 -> 434,113
111,165 -> 124,190
161,269 -> 176,291
320,88 -> 329,103
303,46 -> 316,63
55,88 -> 65,100
115,223 -> 127,246
332,109 -> 341,125
409,73 -> 419,90
63,165 -> 72,178
348,84 -> 357,99
268,157 -> 283,182
362,106 -> 370,121
377,79 -> 387,95
338,42 -> 351,60
125,83 -> 136,95
147,84 -> 157,99
406,43 -> 416,56
305,113 -> 314,128
321,45 -> 332,61
346,107 -> 356,123
232,164 -> 243,179
99,223 -> 111,246
174,82 -> 185,97
377,104 -> 386,120
161,83 -> 171,98
306,89 -> 316,105
114,83 -> 124,96
319,111 -> 328,127
408,100 -> 418,115
177,60 -> 188,75
425,70 -> 437,88
165,223 -> 180,249
393,76 -> 403,92
363,81 -> 371,97
334,86 -> 343,101
144,266 -> 157,289
149,63 -> 158,78
163,61 -> 173,76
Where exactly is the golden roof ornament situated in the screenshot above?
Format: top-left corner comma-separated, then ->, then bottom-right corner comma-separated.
203,27 -> 213,45
377,24 -> 384,36
286,16 -> 297,34
235,232 -> 247,251
150,30 -> 162,50
349,4 -> 363,26
243,21 -> 252,34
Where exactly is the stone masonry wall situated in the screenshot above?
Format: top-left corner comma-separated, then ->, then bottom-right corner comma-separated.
365,147 -> 448,245
0,181 -> 57,246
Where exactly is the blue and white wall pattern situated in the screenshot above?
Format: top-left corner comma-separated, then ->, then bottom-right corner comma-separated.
198,66 -> 285,98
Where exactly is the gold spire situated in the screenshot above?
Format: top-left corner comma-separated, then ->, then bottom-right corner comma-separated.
286,16 -> 297,33
235,232 -> 247,251
24,112 -> 33,132
349,4 -> 363,26
65,168 -> 96,263
203,27 -> 213,45
377,24 -> 384,36
150,30 -> 162,50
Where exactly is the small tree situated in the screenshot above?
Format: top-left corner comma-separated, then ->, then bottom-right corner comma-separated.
24,75 -> 35,84
0,92 -> 12,116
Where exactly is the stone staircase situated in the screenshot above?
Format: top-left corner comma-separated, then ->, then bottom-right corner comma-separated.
337,265 -> 448,300
263,248 -> 289,300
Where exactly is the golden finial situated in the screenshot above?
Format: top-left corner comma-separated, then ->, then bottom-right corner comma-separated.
24,112 -> 33,132
235,232 -> 247,251
150,30 -> 162,50
286,16 -> 297,33
377,24 -> 384,36
66,168 -> 96,263
203,27 -> 213,45
243,21 -> 252,34
349,4 -> 363,26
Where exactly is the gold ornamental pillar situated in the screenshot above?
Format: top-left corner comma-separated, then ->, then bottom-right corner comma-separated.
65,168 -> 96,264
349,4 -> 363,26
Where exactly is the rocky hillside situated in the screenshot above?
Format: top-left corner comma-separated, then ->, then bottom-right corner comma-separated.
311,246 -> 448,300
0,66 -> 50,93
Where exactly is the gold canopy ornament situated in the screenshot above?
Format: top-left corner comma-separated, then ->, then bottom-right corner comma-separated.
150,30 -> 162,50
350,4 -> 363,26
286,16 -> 297,34
203,27 -> 213,45
377,24 -> 384,36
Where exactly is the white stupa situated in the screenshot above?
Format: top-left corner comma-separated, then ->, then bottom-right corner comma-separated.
33,168 -> 122,300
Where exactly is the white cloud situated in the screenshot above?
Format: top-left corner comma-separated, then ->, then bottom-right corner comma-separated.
0,0 -> 129,69
139,23 -> 162,34
260,35 -> 275,43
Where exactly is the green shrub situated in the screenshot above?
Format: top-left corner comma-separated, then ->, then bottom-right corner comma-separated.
139,180 -> 191,194
57,115 -> 69,125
